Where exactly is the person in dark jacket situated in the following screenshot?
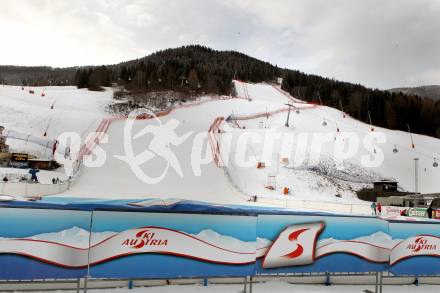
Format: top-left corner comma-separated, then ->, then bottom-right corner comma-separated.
28,169 -> 39,182
371,202 -> 377,215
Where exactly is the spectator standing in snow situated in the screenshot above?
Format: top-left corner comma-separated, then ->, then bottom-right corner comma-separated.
371,202 -> 377,215
376,203 -> 382,216
28,169 -> 39,183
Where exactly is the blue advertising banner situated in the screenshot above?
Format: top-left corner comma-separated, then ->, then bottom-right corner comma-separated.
256,214 -> 389,274
0,207 -> 91,280
89,211 -> 257,278
389,221 -> 440,276
1,199 -> 440,280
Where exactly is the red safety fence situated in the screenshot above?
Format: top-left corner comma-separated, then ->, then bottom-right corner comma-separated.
270,84 -> 306,103
78,117 -> 115,160
228,103 -> 317,122
208,117 -> 225,166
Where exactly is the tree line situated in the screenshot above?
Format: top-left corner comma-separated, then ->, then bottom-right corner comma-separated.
0,65 -> 76,86
74,45 -> 280,94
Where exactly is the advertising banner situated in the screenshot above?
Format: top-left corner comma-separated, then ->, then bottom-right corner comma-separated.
407,207 -> 428,218
89,211 -> 257,278
1,204 -> 440,280
0,207 -> 91,280
256,214 -> 390,274
389,221 -> 440,276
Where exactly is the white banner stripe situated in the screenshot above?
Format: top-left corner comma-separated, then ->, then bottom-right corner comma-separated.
316,241 -> 390,263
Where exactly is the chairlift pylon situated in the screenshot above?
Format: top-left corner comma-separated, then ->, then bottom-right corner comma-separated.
407,124 -> 415,149
339,100 -> 346,118
368,110 -> 374,132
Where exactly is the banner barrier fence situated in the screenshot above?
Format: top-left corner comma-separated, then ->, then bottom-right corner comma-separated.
0,199 -> 440,281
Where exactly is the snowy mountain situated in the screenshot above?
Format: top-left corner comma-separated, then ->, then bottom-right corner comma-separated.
389,85 -> 440,101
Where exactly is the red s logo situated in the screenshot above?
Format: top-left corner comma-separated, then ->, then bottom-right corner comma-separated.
282,228 -> 309,258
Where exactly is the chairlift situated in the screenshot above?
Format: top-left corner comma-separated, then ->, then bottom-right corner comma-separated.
392,145 -> 398,154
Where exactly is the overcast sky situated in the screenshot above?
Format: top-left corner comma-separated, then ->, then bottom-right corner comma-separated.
1,0 -> 440,89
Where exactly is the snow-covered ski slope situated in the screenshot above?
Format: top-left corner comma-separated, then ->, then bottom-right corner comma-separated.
0,85 -> 112,183
65,97 -> 289,204
232,81 -> 440,199
66,81 -> 440,205
0,85 -> 112,157
1,82 -> 440,208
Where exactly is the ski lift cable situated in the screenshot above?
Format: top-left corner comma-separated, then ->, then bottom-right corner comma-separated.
304,103 -> 411,146
303,102 -> 438,161
230,90 -> 437,164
